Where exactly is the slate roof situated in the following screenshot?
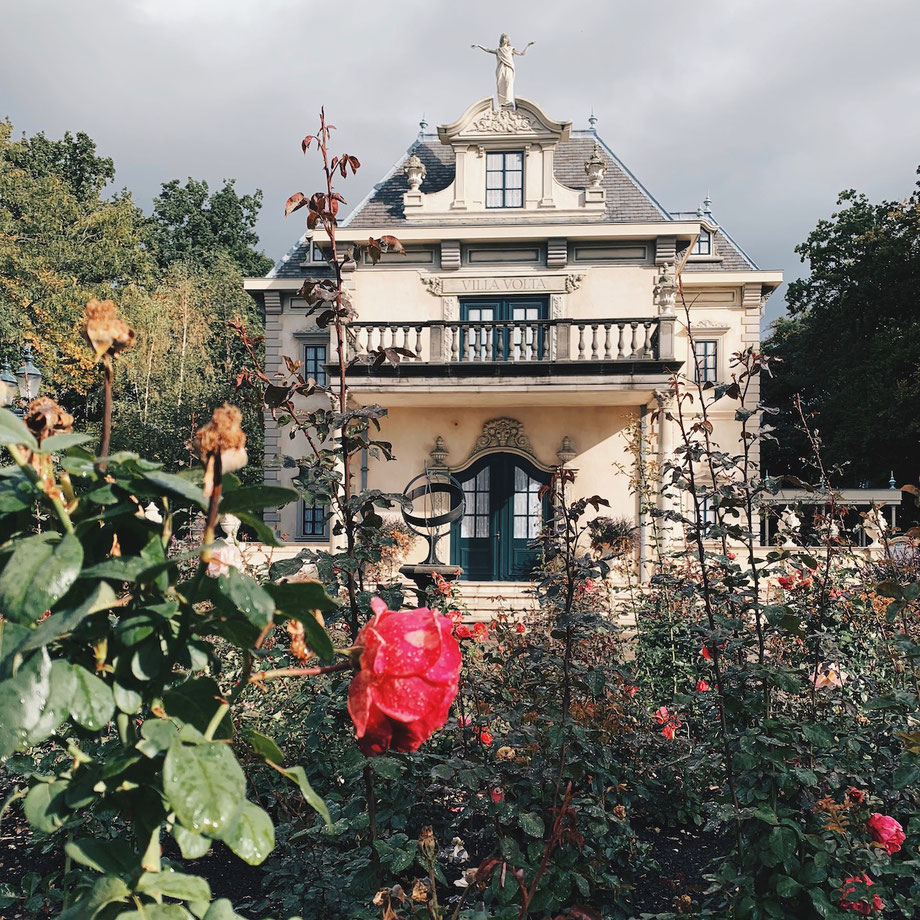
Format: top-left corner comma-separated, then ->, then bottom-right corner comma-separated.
267,128 -> 758,277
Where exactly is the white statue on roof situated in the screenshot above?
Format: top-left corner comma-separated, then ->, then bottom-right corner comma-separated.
472,35 -> 534,108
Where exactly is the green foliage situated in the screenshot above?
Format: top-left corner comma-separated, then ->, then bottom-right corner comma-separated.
0,406 -> 338,917
147,178 -> 273,276
764,169 -> 920,489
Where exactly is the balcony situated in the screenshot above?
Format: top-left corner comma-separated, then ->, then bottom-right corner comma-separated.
332,316 -> 680,406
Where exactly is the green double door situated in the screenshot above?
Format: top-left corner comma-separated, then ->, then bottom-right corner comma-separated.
451,453 -> 549,581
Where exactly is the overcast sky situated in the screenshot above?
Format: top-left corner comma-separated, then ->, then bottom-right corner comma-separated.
3,0 -> 919,326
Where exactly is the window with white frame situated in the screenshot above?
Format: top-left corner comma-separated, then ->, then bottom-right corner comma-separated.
485,151 -> 524,208
692,228 -> 712,256
303,342 -> 328,386
694,339 -> 718,384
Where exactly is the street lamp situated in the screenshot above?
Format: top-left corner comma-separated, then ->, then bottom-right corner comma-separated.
15,345 -> 42,403
0,360 -> 16,409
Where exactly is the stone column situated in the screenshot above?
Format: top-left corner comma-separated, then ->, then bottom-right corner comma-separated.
654,391 -> 680,553
262,291 -> 284,530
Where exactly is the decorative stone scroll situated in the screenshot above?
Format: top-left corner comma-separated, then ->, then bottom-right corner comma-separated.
470,108 -> 535,133
466,417 -> 536,465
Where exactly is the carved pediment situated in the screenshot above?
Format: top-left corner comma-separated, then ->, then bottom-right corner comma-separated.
470,108 -> 536,134
438,97 -> 571,145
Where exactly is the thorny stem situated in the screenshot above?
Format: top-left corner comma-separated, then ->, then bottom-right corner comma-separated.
98,355 -> 114,468
553,470 -> 578,808
793,394 -> 839,725
248,661 -> 351,683
315,111 -> 362,637
671,377 -> 743,856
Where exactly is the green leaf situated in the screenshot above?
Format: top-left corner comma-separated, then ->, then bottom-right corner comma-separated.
0,532 -> 83,624
137,719 -> 180,758
36,432 -> 94,453
265,581 -> 338,661
64,838 -> 136,875
519,812 -> 545,837
892,761 -> 920,789
218,801 -> 275,865
141,470 -> 206,508
0,408 -> 38,450
115,907 -> 192,920
370,757 -> 403,780
13,582 -> 117,656
0,651 -> 73,756
163,677 -> 232,739
69,665 -> 114,731
23,779 -> 69,833
80,557 -> 155,582
281,765 -> 332,830
58,875 -> 131,919
113,680 -> 142,714
389,842 -> 416,873
774,875 -> 802,898
215,567 -> 275,630
202,900 -> 246,920
172,823 -> 212,859
764,826 -> 797,867
219,485 -> 298,515
163,740 -> 245,837
243,728 -> 284,765
136,870 -> 211,903
233,511 -> 281,546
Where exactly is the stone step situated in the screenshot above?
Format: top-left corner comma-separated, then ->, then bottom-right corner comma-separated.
452,581 -> 539,620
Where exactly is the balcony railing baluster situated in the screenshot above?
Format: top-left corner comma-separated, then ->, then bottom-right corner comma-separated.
340,318 -> 664,367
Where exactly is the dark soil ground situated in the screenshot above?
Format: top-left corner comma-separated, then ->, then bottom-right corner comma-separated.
1,770 -> 726,919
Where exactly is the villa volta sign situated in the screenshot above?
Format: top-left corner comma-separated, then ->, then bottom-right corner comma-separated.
423,273 -> 584,295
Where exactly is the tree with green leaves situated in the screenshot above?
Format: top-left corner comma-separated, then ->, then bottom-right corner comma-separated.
763,169 -> 920,489
0,119 -> 153,399
147,178 -> 274,276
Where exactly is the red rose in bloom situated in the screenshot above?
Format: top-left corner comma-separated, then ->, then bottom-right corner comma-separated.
348,598 -> 461,756
477,729 -> 493,746
696,679 -> 709,693
491,787 -> 504,803
840,874 -> 884,915
868,813 -> 905,855
472,621 -> 489,639
515,623 -> 526,634
454,624 -> 472,639
847,787 -> 865,804
654,706 -> 671,724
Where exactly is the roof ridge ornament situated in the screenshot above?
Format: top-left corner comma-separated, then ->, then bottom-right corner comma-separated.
471,34 -> 534,109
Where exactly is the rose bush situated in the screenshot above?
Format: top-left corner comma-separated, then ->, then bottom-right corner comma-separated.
348,599 -> 461,755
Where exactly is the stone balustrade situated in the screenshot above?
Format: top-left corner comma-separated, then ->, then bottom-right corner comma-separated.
344,317 -> 671,365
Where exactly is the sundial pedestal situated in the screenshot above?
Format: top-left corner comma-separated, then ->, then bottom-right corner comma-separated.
399,564 -> 464,606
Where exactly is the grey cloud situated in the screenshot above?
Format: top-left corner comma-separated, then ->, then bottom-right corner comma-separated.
2,0 -> 918,325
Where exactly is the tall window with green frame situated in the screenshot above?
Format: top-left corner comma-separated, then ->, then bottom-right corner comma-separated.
486,151 -> 523,208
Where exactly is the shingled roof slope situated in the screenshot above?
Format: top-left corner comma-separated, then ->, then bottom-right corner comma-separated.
266,128 -> 758,277
342,129 -> 669,228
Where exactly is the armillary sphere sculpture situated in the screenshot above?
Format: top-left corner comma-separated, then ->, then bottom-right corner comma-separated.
398,468 -> 465,598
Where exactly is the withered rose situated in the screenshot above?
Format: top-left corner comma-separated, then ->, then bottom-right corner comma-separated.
24,397 -> 74,444
348,598 -> 461,756
194,404 -> 248,496
82,299 -> 135,360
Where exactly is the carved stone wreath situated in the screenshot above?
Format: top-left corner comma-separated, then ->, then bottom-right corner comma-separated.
470,108 -> 535,134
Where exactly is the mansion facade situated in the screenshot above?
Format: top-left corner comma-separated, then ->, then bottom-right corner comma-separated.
245,94 -> 782,590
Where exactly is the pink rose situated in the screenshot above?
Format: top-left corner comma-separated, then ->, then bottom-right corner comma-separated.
868,813 -> 905,855
347,599 -> 461,756
206,542 -> 244,578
